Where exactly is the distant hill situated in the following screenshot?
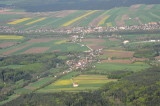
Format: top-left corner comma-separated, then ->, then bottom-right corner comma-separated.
0,0 -> 160,12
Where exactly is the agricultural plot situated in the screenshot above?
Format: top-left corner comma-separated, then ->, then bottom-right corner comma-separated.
0,42 -> 16,48
77,10 -> 104,27
8,18 -> 32,24
0,14 -> 21,23
62,10 -> 99,26
121,34 -> 160,41
37,73 -> 116,92
0,35 -> 24,39
0,39 -> 89,56
15,77 -> 54,94
0,5 -> 160,30
100,50 -> 134,58
25,17 -> 47,25
82,39 -> 106,50
101,38 -> 123,50
92,62 -> 150,74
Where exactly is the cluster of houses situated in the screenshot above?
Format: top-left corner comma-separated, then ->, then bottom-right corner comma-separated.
0,22 -> 160,34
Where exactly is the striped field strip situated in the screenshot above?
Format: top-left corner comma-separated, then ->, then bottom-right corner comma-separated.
25,17 -> 47,25
8,18 -> 31,24
62,10 -> 99,26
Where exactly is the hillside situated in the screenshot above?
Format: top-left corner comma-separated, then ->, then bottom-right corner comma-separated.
0,4 -> 160,34
0,0 -> 160,11
3,67 -> 160,106
0,2 -> 160,106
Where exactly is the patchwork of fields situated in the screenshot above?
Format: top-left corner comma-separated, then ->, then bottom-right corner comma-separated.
0,4 -> 159,105
0,38 -> 89,56
0,4 -> 159,31
37,73 -> 117,92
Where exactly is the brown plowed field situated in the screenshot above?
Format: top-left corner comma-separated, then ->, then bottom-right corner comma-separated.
129,4 -> 142,11
109,38 -> 120,41
0,42 -> 16,48
24,86 -> 36,90
155,56 -> 160,59
132,58 -> 149,61
82,39 -> 105,43
0,12 -> 27,15
2,44 -> 31,55
53,50 -> 61,52
135,17 -> 142,24
89,15 -> 105,26
23,47 -> 50,54
101,59 -> 132,64
88,45 -> 105,50
28,38 -> 57,42
83,39 -> 106,50
53,10 -> 77,17
101,51 -> 134,58
115,14 -> 129,26
145,5 -> 154,10
0,9 -> 12,12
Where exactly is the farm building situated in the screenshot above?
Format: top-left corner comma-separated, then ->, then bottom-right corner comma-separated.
155,56 -> 160,61
123,40 -> 129,44
73,83 -> 79,87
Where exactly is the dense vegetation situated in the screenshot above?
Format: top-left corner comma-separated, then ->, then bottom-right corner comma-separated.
0,53 -> 72,102
3,67 -> 160,106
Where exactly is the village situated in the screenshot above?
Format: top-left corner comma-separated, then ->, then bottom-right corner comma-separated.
0,22 -> 160,34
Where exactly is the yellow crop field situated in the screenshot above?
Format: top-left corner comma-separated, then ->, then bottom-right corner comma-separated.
98,15 -> 110,26
25,17 -> 47,25
8,18 -> 31,24
106,22 -> 112,27
0,35 -> 24,39
55,40 -> 67,45
63,10 -> 99,26
54,80 -> 72,86
36,74 -> 117,93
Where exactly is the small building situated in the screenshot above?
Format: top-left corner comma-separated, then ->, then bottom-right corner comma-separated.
155,56 -> 160,61
123,40 -> 129,44
73,83 -> 79,87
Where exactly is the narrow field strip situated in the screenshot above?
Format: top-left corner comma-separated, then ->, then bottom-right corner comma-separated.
98,15 -> 110,26
62,10 -> 99,26
2,44 -> 31,55
74,79 -> 115,80
0,35 -> 24,39
106,22 -> 112,27
79,75 -> 106,77
8,18 -> 31,24
25,17 -> 47,25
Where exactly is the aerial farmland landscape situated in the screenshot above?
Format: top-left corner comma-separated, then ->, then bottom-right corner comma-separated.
0,0 -> 160,106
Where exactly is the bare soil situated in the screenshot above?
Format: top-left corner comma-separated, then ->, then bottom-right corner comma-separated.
52,10 -> 77,17
2,44 -> 31,55
0,42 -> 17,48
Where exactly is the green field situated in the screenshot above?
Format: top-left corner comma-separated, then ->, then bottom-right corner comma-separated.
91,62 -> 150,74
0,4 -> 160,30
37,73 -> 116,92
0,39 -> 89,56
